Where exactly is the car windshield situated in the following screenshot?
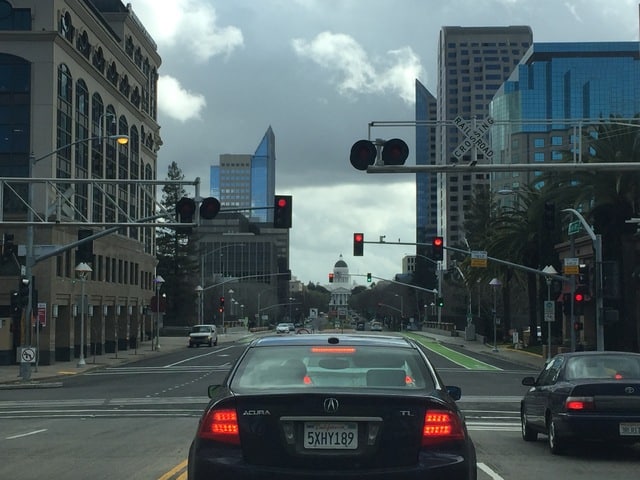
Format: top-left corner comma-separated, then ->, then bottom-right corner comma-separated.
230,345 -> 435,392
565,355 -> 640,380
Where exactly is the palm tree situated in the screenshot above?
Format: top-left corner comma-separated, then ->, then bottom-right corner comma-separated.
541,118 -> 640,351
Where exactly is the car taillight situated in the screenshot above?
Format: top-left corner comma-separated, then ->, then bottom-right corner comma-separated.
565,396 -> 595,411
422,409 -> 465,446
198,408 -> 240,445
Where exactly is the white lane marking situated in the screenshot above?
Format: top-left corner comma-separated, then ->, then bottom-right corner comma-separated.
478,462 -> 506,480
6,429 -> 47,440
166,345 -> 236,367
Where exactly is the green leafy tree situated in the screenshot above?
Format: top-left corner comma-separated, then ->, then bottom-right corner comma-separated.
156,161 -> 199,326
542,118 -> 640,350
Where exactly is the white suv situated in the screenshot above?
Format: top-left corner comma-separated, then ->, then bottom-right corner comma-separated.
188,324 -> 218,347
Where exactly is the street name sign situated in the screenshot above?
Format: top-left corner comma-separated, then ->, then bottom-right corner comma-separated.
470,250 -> 488,267
563,257 -> 579,275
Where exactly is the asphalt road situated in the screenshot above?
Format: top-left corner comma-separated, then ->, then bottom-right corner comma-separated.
1,333 -> 638,480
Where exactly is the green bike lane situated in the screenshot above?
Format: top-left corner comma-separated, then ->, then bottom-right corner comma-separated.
403,332 -> 502,371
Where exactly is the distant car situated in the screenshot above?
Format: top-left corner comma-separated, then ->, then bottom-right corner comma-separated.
356,321 -> 365,331
287,323 -> 296,332
276,323 -> 290,334
520,351 -> 640,454
188,324 -> 218,348
188,334 -> 476,479
370,321 -> 383,331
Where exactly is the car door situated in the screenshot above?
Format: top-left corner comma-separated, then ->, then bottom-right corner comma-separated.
524,356 -> 564,428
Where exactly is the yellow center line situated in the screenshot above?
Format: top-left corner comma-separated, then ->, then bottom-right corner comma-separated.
158,459 -> 187,480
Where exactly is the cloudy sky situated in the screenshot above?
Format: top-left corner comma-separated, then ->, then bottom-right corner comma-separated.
128,0 -> 639,285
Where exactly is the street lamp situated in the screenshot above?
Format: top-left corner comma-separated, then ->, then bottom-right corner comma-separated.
226,289 -> 234,331
395,294 -> 404,329
195,285 -> 203,325
154,275 -> 164,351
489,278 -> 502,352
75,262 -> 92,367
542,265 -> 558,361
19,132 -> 129,381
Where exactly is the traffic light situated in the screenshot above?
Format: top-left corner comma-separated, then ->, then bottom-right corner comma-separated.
573,321 -> 583,331
353,233 -> 364,256
381,138 -> 409,165
437,296 -> 444,308
367,272 -> 372,282
273,195 -> 292,228
18,277 -> 30,307
349,138 -> 409,170
10,290 -> 20,316
329,273 -> 334,283
2,233 -> 15,261
219,296 -> 225,312
562,293 -> 572,315
199,197 -> 221,220
432,236 -> 444,261
350,140 -> 377,171
574,289 -> 586,315
578,264 -> 590,289
543,201 -> 555,230
176,197 -> 196,223
76,228 -> 94,264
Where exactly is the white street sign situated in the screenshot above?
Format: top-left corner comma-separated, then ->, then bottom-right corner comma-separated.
452,115 -> 494,160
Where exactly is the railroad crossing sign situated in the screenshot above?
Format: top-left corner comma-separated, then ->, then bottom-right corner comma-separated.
452,115 -> 495,161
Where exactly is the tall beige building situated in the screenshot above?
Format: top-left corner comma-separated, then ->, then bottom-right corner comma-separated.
0,0 -> 161,366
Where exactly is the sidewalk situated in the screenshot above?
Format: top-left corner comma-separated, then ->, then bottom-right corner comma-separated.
0,330 -> 254,389
0,328 -> 545,389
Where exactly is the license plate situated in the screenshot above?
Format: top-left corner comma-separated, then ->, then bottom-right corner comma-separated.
619,423 -> 640,436
304,422 -> 358,449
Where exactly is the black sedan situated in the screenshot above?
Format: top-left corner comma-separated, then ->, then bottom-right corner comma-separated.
188,334 -> 476,479
520,351 -> 640,454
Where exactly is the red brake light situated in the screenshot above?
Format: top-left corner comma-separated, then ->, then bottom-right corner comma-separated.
310,346 -> 356,354
422,410 -> 465,446
198,408 -> 240,445
565,396 -> 595,411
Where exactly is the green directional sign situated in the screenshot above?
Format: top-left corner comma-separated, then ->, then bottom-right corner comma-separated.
568,220 -> 582,235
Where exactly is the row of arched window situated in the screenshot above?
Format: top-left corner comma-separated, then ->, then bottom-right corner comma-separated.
57,63 -> 155,253
59,10 -> 159,123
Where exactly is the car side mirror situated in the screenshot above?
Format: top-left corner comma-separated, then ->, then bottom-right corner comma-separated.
521,376 -> 536,386
446,385 -> 462,401
207,384 -> 223,398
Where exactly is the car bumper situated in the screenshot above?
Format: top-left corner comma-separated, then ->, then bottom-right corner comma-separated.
556,413 -> 640,443
189,449 -> 475,480
189,337 -> 213,345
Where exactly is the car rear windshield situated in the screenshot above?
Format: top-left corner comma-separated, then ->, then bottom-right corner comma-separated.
230,345 -> 436,392
565,355 -> 640,380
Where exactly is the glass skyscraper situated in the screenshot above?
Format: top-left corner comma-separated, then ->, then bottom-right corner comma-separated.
210,126 -> 276,222
490,42 -> 640,193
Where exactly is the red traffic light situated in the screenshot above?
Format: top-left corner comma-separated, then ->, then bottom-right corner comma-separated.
328,273 -> 334,283
273,195 -> 292,228
432,236 -> 444,261
350,140 -> 377,171
353,232 -> 364,256
381,138 -> 409,165
176,197 -> 196,222
574,292 -> 584,302
200,197 -> 221,220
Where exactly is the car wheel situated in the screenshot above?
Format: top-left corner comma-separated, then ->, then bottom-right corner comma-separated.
521,410 -> 537,441
213,338 -> 218,346
547,416 -> 565,454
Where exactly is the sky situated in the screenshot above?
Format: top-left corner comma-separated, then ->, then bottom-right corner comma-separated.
127,0 -> 640,285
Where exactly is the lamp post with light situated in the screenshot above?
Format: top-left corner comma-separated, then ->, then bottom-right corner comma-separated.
195,285 -> 203,325
19,132 -> 128,381
75,262 -> 92,367
154,275 -> 164,351
489,278 -> 502,352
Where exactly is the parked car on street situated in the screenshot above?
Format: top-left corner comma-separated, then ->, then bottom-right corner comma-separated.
188,324 -> 218,348
370,321 -> 383,331
520,350 -> 640,454
188,334 -> 476,479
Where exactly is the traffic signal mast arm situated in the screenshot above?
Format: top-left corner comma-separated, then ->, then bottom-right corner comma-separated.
351,273 -> 438,295
365,162 -> 640,174
363,239 -> 569,282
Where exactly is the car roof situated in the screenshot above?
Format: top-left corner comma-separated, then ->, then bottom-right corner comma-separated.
557,351 -> 640,359
250,334 -> 415,348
